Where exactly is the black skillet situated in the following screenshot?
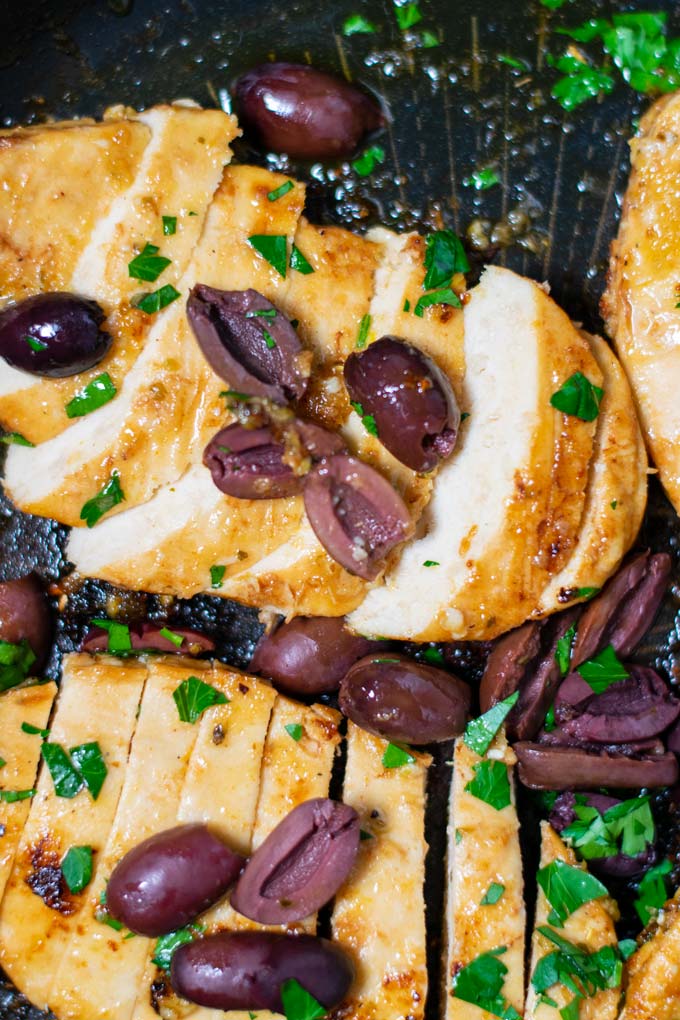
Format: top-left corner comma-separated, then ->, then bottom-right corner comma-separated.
1,1 -> 680,1017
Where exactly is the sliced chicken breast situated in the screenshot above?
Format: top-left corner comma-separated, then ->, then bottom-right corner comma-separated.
524,823 -> 620,1020
0,655 -> 146,1011
602,90 -> 680,516
331,723 -> 430,1020
0,104 -> 238,444
444,731 -> 525,1020
619,888 -> 680,1020
349,265 -> 602,641
0,681 -> 57,901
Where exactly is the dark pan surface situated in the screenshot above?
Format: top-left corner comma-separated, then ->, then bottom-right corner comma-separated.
2,1 -> 680,1018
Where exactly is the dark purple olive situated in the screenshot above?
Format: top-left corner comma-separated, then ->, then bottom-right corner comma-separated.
344,336 -> 460,472
558,666 -> 680,744
508,610 -> 580,742
339,652 -> 470,743
0,292 -> 111,378
203,420 -> 345,500
231,799 -> 359,924
550,792 -> 656,878
187,286 -> 309,403
250,616 -> 380,696
107,824 -> 244,936
479,621 -> 542,714
514,742 -> 679,790
303,454 -> 412,580
171,930 -> 353,1012
234,62 -> 383,160
0,574 -> 51,670
80,623 -> 215,656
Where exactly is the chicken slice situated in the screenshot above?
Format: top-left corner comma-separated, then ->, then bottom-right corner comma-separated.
349,265 -> 602,641
619,888 -> 680,1020
0,681 -> 57,901
524,823 -> 620,1020
444,731 -> 525,1020
533,332 -> 647,615
331,723 -> 431,1020
0,655 -> 146,1011
0,104 -> 238,444
47,657 -> 207,1020
602,91 -> 680,516
4,164 -> 304,526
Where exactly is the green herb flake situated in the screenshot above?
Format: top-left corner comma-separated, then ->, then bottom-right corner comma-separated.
21,722 -> 49,739
532,926 -> 623,1002
24,334 -> 48,352
285,723 -> 304,742
541,0 -> 569,8
93,619 -> 132,655
70,742 -> 108,800
460,412 -> 470,422
290,244 -> 315,275
577,644 -> 629,694
0,758 -> 5,768
382,742 -> 415,769
220,389 -> 251,404
570,13 -> 680,96
576,586 -> 600,599
618,939 -> 637,961
413,287 -> 462,318
350,400 -> 379,437
0,638 -> 36,692
135,283 -> 181,315
422,646 -> 444,665
560,998 -> 582,1020
41,743 -> 84,799
422,560 -> 440,568
162,216 -> 177,236
355,313 -> 371,349
562,795 -> 655,862
551,371 -> 604,421
498,54 -> 530,70
394,2 -> 422,31
351,144 -> 385,178
343,13 -> 377,35
452,946 -> 520,1019
65,372 -> 117,419
610,499 -> 618,509
403,298 -> 411,312
555,624 -> 576,677
280,978 -> 326,1020
465,759 -> 512,811
262,329 -> 277,350
80,471 -> 125,528
455,828 -> 463,844
544,705 -> 557,732
463,692 -> 519,757
173,675 -> 228,725
95,908 -> 124,931
419,29 -> 439,48
246,308 -> 277,319
249,1014 -> 258,1020
153,924 -> 204,970
481,882 -> 505,906
423,229 -> 470,290
549,53 -> 615,112
360,829 -> 374,841
267,180 -> 295,202
159,627 -> 184,648
537,859 -> 608,926
210,564 -> 226,589
61,845 -> 93,894
634,858 -> 672,925
247,235 -> 288,279
0,788 -> 35,802
464,168 -> 501,191
0,431 -> 34,447
128,242 -> 171,283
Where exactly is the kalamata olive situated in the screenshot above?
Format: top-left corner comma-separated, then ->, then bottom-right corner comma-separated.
344,336 -> 460,472
303,454 -> 413,580
80,623 -> 214,656
231,799 -> 359,924
514,742 -> 679,790
508,609 -> 580,742
107,823 -> 244,936
339,652 -> 470,743
187,286 -> 309,403
171,931 -> 353,1012
0,574 -> 51,671
203,420 -> 345,500
479,620 -> 542,714
0,292 -> 111,378
250,615 -> 380,696
234,62 -> 383,160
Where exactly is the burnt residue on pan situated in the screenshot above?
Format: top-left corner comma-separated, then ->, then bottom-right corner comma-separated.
2,1 -> 680,1018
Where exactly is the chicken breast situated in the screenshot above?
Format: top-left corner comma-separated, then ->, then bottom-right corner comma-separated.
0,681 -> 57,901
0,104 -> 238,444
524,823 -> 620,1020
602,90 -> 680,515
349,265 -> 602,641
619,888 -> 680,1020
444,731 -> 525,1020
331,723 -> 430,1020
0,655 -> 146,1011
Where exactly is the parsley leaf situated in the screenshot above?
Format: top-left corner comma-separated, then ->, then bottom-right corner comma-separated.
422,646 -> 444,665
0,789 -> 35,802
350,400 -> 379,437
355,314 -> 371,349
352,145 -> 385,177
394,2 -> 422,31
159,627 -> 184,648
162,216 -> 177,236
41,743 -> 84,799
246,308 -> 277,320
343,13 -> 377,35
0,431 -> 34,447
70,742 -> 108,800
23,335 -> 48,352
135,284 -> 181,314
498,54 -> 530,70
423,230 -> 470,290
267,180 -> 294,202
464,167 -> 501,190
481,882 -> 505,905
537,859 -> 608,926
551,372 -> 604,421
555,624 -> 576,676
65,373 -> 117,419
576,586 -> 600,599
0,638 -> 36,692
452,946 -> 520,1019
423,560 -> 439,567
80,471 -> 125,528
248,235 -> 288,278
532,926 -> 622,1000
280,978 -> 326,1020
413,287 -> 462,317
262,329 -> 277,350
541,0 -> 569,8
562,795 -> 655,861
463,692 -> 519,757
93,619 -> 132,655
634,858 -> 672,924
61,845 -> 93,894
173,676 -> 228,724
419,29 -> 439,48
465,760 -> 511,811
153,924 -> 204,970
290,245 -> 314,275
549,53 -> 615,111
21,722 -> 49,738
285,723 -> 303,742
382,742 -> 415,768
210,564 -> 226,589
577,644 -> 629,693
618,939 -> 637,961
128,242 -> 171,283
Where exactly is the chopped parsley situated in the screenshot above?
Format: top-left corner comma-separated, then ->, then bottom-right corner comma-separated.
355,313 -> 371,349
548,53 -> 615,112
394,2 -> 422,31
280,978 -> 326,1020
248,234 -> 288,279
41,743 -> 84,799
342,13 -> 377,35
551,372 -> 604,421
403,298 -> 411,312
285,723 -> 303,742
159,627 -> 184,648
541,0 -> 569,8
262,329 -> 277,350
21,722 -> 49,739
0,788 -> 35,802
423,560 -> 439,567
0,431 -> 34,447
80,471 -> 125,528
382,742 -> 415,768
352,145 -> 385,177
562,795 -> 655,861
93,618 -> 132,655
210,564 -> 226,589
413,287 -> 462,317
350,400 -> 379,437
70,742 -> 108,800
65,373 -> 117,418
423,229 -> 470,290
246,308 -> 277,319
463,692 -> 519,757
220,389 -> 251,404
128,242 -> 171,283
531,926 -> 622,1011
634,858 -> 672,925
498,54 -> 530,70
452,946 -> 520,1019
481,882 -> 505,905
576,586 -> 600,599
464,168 -> 501,190
135,284 -> 181,314
455,828 -> 463,844
153,924 -> 204,970
61,845 -> 93,894
537,859 -> 608,926
173,675 -> 228,724
0,638 -> 36,692
360,829 -> 374,840
23,335 -> 48,352
162,216 -> 177,236
290,245 -> 314,275
267,180 -> 295,202
618,939 -> 637,960
419,29 -> 439,48
422,646 -> 444,665
465,760 -> 511,811
577,644 -> 629,694
555,624 -> 576,676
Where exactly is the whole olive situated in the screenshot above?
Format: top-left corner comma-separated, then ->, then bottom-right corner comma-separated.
106,823 -> 244,936
233,62 -> 383,160
0,574 -> 51,671
171,931 -> 354,1012
0,293 -> 111,378
250,615 -> 381,695
344,336 -> 460,472
339,652 -> 471,744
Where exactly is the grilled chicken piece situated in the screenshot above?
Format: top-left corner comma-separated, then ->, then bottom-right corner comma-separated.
602,91 -> 680,516
331,723 -> 431,1020
533,332 -> 647,615
349,265 -> 602,641
0,656 -> 146,1011
3,164 -> 304,526
619,888 -> 680,1020
524,823 -> 620,1020
444,731 -> 525,1020
0,681 -> 57,901
0,104 -> 238,444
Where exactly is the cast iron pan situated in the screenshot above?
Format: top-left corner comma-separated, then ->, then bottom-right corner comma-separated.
2,1 -> 680,1018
